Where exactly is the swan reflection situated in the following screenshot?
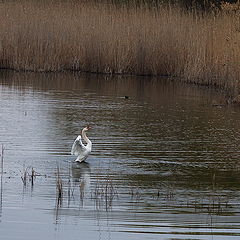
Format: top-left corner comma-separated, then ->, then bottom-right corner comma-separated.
71,161 -> 91,203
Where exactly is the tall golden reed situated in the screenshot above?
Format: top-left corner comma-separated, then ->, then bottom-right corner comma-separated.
0,1 -> 239,93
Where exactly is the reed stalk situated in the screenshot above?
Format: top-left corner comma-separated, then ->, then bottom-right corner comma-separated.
56,166 -> 63,206
20,166 -> 37,187
21,165 -> 28,187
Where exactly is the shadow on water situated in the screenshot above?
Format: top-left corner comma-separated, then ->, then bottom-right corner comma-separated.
72,161 -> 91,205
54,161 -> 92,222
71,161 -> 91,184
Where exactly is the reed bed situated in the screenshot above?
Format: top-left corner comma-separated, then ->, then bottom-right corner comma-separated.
0,1 -> 239,94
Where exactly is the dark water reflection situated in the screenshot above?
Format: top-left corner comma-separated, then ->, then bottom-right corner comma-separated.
1,70 -> 240,239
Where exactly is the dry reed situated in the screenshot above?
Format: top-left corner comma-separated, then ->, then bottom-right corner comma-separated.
92,174 -> 118,211
56,166 -> 63,206
21,165 -> 37,187
21,165 -> 28,187
0,1 -> 239,95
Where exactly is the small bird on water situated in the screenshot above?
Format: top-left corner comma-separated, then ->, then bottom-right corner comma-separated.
71,125 -> 92,162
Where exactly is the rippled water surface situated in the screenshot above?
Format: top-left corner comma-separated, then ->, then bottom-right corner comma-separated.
1,71 -> 240,240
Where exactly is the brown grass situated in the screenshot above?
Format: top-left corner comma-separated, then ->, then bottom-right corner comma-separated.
0,1 -> 239,94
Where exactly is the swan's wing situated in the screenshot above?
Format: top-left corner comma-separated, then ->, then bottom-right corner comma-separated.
71,135 -> 86,156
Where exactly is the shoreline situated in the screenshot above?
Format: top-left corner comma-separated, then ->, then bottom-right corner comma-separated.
0,67 -> 236,106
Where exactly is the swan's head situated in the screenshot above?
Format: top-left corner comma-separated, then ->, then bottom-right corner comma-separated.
83,125 -> 92,132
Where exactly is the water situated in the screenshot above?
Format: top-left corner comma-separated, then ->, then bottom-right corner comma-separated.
0,70 -> 240,240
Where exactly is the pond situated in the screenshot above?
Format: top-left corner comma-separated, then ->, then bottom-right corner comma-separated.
0,70 -> 240,240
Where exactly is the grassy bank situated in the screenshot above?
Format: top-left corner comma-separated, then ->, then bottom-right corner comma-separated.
0,1 -> 239,96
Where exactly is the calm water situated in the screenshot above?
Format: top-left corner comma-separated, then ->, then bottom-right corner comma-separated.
1,71 -> 240,240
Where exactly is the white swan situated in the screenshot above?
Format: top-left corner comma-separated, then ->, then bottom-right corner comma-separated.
71,126 -> 92,162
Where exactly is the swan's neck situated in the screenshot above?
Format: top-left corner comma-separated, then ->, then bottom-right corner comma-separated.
82,130 -> 92,147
